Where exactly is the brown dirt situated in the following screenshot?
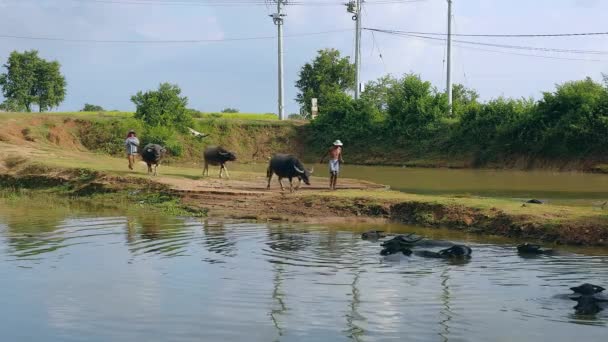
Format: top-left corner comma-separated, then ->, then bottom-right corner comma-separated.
161,175 -> 386,222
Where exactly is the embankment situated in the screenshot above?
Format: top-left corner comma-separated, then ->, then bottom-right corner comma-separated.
1,112 -> 607,172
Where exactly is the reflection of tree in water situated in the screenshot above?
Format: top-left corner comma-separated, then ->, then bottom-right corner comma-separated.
345,270 -> 364,341
202,220 -> 237,257
1,206 -> 70,259
438,267 -> 453,342
266,225 -> 311,253
126,214 -> 191,257
270,262 -> 287,341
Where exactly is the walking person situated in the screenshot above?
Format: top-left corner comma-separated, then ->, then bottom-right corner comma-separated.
319,140 -> 344,190
125,130 -> 139,170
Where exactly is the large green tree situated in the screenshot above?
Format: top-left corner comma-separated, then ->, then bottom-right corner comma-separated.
0,50 -> 66,112
295,48 -> 355,116
131,83 -> 192,131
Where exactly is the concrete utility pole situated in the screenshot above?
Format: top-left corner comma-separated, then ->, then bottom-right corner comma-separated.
446,0 -> 453,115
271,1 -> 286,120
355,0 -> 362,99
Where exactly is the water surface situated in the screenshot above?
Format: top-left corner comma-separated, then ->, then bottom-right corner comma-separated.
1,203 -> 607,341
231,163 -> 608,207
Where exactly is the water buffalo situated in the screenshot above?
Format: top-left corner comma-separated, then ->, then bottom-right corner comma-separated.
571,283 -> 605,295
517,243 -> 554,255
266,154 -> 313,192
361,230 -> 386,240
380,245 -> 412,256
571,295 -> 606,315
141,143 -> 166,176
379,234 -> 422,256
203,146 -> 237,178
415,245 -> 472,259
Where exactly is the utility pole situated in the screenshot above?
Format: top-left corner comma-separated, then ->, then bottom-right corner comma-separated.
271,1 -> 286,120
355,0 -> 362,99
446,0 -> 453,115
348,1 -> 362,99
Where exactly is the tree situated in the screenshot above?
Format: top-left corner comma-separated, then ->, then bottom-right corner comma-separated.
221,108 -> 239,113
386,74 -> 447,141
451,83 -> 480,117
81,103 -> 105,112
361,75 -> 399,113
295,49 -> 355,116
131,83 -> 192,131
0,50 -> 66,112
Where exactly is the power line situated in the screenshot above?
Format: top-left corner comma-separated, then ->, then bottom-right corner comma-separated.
0,29 -> 352,44
366,28 -> 608,55
17,0 -> 428,7
363,28 -> 608,38
368,28 -> 608,62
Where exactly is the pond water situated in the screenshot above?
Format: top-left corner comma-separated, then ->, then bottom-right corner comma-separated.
231,163 -> 608,207
1,202 -> 607,341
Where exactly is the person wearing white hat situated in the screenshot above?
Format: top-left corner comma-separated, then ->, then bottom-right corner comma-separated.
125,129 -> 140,170
319,139 -> 344,190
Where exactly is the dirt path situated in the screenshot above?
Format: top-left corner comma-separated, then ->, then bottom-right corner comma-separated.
155,174 -> 387,221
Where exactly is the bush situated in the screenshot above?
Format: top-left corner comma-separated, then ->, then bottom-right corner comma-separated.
141,126 -> 184,157
81,104 -> 104,112
221,108 -> 239,113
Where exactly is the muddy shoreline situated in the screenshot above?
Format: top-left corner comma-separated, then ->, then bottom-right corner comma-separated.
1,167 -> 606,247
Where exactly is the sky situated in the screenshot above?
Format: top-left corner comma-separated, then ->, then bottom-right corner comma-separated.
0,0 -> 606,114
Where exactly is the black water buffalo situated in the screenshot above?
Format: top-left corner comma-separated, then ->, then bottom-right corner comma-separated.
571,283 -> 605,296
517,243 -> 554,255
415,245 -> 472,259
203,146 -> 237,178
266,154 -> 313,192
571,295 -> 605,315
379,234 -> 422,256
361,230 -> 386,240
141,143 -> 166,176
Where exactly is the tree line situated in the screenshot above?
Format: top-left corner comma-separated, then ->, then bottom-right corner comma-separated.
297,49 -> 608,162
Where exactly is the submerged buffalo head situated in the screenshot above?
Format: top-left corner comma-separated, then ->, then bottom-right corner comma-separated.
571,283 -> 605,296
438,245 -> 472,258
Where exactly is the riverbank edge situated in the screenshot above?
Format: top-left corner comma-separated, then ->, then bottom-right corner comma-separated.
1,166 -> 606,246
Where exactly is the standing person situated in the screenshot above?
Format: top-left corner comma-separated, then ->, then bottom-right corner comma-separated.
125,130 -> 139,170
319,140 -> 344,190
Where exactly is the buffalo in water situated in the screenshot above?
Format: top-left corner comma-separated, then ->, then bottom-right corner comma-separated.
266,154 -> 313,193
361,230 -> 386,240
141,143 -> 166,176
517,243 -> 554,256
203,146 -> 237,178
414,245 -> 472,259
567,283 -> 608,315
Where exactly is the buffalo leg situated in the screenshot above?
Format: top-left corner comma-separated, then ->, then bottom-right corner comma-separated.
267,170 -> 272,189
219,165 -> 223,179
223,164 -> 230,179
203,162 -> 208,176
278,177 -> 284,191
153,164 -> 158,176
288,177 -> 294,193
294,178 -> 302,191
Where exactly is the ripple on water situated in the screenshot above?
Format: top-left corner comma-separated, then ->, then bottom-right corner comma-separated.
1,208 -> 608,341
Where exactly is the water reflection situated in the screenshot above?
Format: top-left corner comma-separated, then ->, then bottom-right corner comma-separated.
438,267 -> 452,342
202,219 -> 237,257
1,203 -> 608,341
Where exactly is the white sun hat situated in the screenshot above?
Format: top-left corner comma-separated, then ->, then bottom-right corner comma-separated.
333,140 -> 343,146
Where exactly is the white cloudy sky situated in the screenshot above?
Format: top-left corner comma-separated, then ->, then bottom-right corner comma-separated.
0,0 -> 606,113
